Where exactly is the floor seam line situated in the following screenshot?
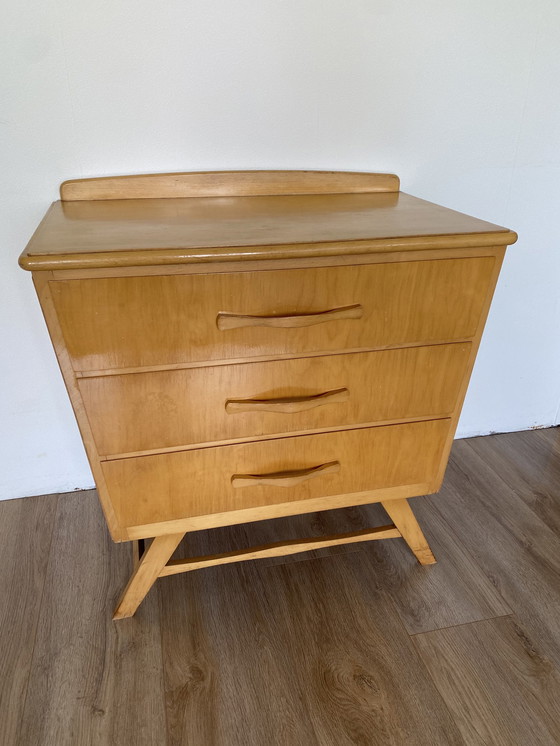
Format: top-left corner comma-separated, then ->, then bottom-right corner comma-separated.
409,612 -> 514,638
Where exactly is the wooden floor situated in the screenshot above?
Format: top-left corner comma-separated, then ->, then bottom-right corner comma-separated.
1,428 -> 560,746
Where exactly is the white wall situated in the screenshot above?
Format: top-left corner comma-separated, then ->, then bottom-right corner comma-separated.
1,0 -> 559,499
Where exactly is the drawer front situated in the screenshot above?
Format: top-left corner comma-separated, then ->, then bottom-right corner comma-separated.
82,343 -> 470,456
51,257 -> 495,372
102,419 -> 450,531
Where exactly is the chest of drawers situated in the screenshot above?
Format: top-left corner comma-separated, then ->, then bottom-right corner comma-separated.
19,170 -> 517,618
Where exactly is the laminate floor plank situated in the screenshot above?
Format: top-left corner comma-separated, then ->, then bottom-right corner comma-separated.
18,490 -> 167,746
467,428 -> 560,535
159,559 -> 321,746
431,439 -> 560,669
258,552 -> 465,746
537,424 -> 559,448
414,615 -> 560,746
160,549 -> 464,745
354,499 -> 511,634
0,493 -> 58,746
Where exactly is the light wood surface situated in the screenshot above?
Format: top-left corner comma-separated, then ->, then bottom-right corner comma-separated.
75,338 -> 476,380
31,272 -> 124,540
159,525 -> 400,577
124,483 -> 433,540
216,303 -> 363,330
60,169 -> 401,201
113,533 -> 184,620
430,247 -> 505,493
231,460 -> 341,489
101,419 -> 449,534
381,497 -> 437,565
19,190 -> 516,272
20,170 -> 515,617
47,244 -> 502,281
39,245 -> 487,281
225,386 -> 350,415
80,344 -> 470,456
50,257 -> 494,372
26,234 -> 515,273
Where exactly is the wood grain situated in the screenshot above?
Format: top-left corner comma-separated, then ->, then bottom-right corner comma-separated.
21,172 -> 513,617
428,246 -> 505,495
31,272 -> 124,541
357,500 -> 511,635
167,503 -> 371,573
263,553 -> 465,745
0,494 -> 58,746
467,428 -> 560,535
538,425 -> 559,450
231,460 -> 341,489
50,257 -> 495,372
101,419 -> 450,535
18,491 -> 167,746
124,483 -> 431,541
381,497 -> 436,565
159,524 -> 399,577
113,532 -> 185,619
216,303 -> 363,330
19,190 -> 515,271
433,438 -> 560,669
80,344 -> 470,457
158,549 -> 463,745
225,386 -> 350,415
60,169 -> 401,201
415,616 -> 560,745
21,234 -> 517,272
44,244 -> 503,282
159,560 -> 322,746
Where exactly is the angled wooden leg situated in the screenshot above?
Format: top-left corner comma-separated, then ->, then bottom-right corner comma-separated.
113,532 -> 184,620
381,498 -> 436,565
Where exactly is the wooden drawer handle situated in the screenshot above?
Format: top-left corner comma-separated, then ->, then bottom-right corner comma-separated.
231,461 -> 340,489
217,304 -> 363,330
225,387 -> 349,414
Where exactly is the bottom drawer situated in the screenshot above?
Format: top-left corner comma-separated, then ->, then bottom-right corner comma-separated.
102,419 -> 450,533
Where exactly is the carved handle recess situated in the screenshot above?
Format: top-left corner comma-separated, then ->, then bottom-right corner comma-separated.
217,304 -> 362,331
231,461 -> 340,489
225,387 -> 349,414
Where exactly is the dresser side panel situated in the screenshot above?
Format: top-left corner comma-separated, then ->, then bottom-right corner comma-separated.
430,245 -> 507,489
31,272 -> 125,541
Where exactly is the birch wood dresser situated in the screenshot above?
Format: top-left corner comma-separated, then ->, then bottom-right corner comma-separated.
19,170 -> 517,618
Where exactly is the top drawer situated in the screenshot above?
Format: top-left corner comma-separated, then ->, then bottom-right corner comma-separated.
51,257 -> 495,372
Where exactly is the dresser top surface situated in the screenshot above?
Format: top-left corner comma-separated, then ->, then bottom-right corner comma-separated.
20,185 -> 516,271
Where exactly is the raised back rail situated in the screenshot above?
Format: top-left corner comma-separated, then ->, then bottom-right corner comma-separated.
60,170 -> 400,201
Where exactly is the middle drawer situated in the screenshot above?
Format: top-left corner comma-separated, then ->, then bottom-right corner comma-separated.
81,342 -> 470,457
